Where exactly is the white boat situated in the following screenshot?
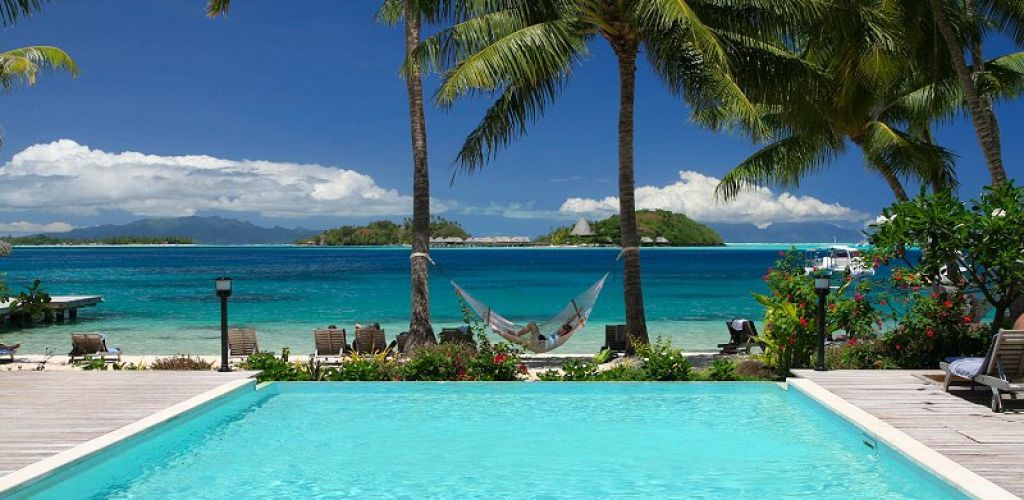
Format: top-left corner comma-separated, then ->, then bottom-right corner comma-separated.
804,246 -> 875,278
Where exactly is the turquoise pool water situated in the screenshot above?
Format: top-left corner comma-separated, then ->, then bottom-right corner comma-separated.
9,383 -> 963,499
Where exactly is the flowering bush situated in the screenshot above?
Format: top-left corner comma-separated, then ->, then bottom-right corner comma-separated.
874,288 -> 989,367
755,251 -> 881,374
869,183 -> 1024,332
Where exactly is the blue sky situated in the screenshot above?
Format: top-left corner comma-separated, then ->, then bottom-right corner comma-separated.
0,1 -> 1020,237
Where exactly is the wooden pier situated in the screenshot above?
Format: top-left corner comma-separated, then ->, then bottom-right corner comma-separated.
0,295 -> 103,322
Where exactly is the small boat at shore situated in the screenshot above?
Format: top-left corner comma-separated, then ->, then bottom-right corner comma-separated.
804,246 -> 875,278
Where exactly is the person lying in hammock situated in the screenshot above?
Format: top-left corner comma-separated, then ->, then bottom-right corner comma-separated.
523,322 -> 574,343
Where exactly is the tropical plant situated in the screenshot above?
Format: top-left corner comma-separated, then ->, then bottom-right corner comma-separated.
416,0 -> 798,351
755,251 -> 881,374
8,278 -> 50,326
715,2 -> 1024,203
923,0 -> 1024,185
0,2 -> 77,147
869,183 -> 1024,333
150,355 -> 215,371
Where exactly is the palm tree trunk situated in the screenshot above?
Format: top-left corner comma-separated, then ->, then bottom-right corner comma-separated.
404,1 -> 436,350
852,137 -> 909,201
880,169 -> 909,201
928,0 -> 1007,185
612,38 -> 648,352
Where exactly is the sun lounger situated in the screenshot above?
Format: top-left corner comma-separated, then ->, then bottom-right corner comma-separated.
440,327 -> 476,349
941,330 -> 1024,412
68,333 -> 121,363
352,324 -> 388,355
227,327 -> 259,362
312,328 -> 348,364
603,324 -> 628,353
0,343 -> 20,362
719,319 -> 762,355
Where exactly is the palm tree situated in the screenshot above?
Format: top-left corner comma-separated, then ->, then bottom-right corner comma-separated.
207,0 -> 441,349
924,0 -> 1024,186
0,2 -> 78,147
417,0 -> 796,350
714,1 -> 1024,202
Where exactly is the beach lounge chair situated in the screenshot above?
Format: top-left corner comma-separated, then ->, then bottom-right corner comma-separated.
352,324 -> 388,355
227,327 -> 259,362
312,328 -> 348,364
68,334 -> 121,363
0,343 -> 19,362
719,319 -> 762,355
603,324 -> 629,353
941,330 -> 1024,412
440,327 -> 476,349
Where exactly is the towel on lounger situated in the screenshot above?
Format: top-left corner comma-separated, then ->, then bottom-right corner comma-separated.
948,357 -> 985,379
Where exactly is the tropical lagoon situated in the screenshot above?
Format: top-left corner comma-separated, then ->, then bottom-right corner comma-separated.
0,245 -> 825,355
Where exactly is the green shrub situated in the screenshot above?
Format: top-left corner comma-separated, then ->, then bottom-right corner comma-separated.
241,349 -> 311,382
707,358 -> 738,381
150,355 -> 214,371
400,343 -> 473,381
634,337 -> 691,381
325,352 -> 397,381
755,250 -> 881,375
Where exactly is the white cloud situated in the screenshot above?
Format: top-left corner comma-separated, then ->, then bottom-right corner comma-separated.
0,221 -> 74,234
0,140 -> 442,218
559,170 -> 866,228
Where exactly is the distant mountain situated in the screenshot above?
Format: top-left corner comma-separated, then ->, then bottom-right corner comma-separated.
708,222 -> 867,243
49,216 -> 319,245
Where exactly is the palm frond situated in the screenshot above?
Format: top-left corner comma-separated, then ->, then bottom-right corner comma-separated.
0,0 -> 41,27
860,120 -> 956,186
206,0 -> 230,18
715,131 -> 844,201
435,16 -> 586,106
0,46 -> 77,91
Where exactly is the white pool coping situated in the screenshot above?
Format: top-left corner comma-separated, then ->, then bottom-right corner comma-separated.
0,377 -> 255,494
787,378 -> 1018,500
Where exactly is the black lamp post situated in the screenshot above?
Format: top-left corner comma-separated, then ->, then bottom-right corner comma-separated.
814,276 -> 830,371
215,277 -> 233,372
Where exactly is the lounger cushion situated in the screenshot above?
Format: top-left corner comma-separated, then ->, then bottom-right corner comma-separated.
948,357 -> 985,379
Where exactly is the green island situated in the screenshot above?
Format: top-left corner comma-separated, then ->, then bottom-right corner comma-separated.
3,235 -> 194,245
300,217 -> 469,246
537,210 -> 724,246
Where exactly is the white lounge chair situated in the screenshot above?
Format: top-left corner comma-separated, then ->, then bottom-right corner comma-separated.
0,343 -> 19,362
941,330 -> 1024,412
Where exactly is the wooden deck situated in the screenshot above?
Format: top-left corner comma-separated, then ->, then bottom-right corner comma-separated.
0,295 -> 103,321
794,369 -> 1024,497
0,371 -> 253,477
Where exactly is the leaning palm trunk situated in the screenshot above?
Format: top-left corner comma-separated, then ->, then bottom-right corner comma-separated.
612,38 -> 648,352
928,0 -> 1006,185
403,1 -> 436,350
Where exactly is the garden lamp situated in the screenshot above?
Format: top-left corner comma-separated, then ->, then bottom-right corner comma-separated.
814,277 -> 830,371
215,277 -> 233,372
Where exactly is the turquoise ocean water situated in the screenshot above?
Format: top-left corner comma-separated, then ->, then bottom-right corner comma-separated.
0,245 -> 836,355
11,383 -> 963,498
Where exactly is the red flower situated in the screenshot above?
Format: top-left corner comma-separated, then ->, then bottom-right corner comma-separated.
926,327 -> 935,338
879,299 -> 888,306
799,317 -> 808,328
762,274 -> 770,281
778,250 -> 786,257
847,339 -> 857,346
518,363 -> 528,374
494,353 -> 507,364
895,344 -> 902,350
854,293 -> 863,301
963,316 -> 973,324
799,302 -> 806,309
911,286 -> 921,292
943,300 -> 954,309
931,292 -> 940,299
829,303 -> 837,311
788,336 -> 796,345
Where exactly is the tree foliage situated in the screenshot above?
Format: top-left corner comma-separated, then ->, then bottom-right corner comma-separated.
537,210 -> 722,246
303,216 -> 470,246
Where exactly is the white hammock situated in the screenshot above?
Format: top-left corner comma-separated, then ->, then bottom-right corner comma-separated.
450,273 -> 610,353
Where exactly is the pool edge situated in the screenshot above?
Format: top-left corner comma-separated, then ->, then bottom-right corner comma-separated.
787,377 -> 1018,500
0,376 -> 256,494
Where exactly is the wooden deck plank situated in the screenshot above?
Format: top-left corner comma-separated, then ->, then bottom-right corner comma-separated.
794,369 -> 1024,497
0,371 -> 253,477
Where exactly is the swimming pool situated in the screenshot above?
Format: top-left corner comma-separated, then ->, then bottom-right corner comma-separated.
7,383 -> 966,499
